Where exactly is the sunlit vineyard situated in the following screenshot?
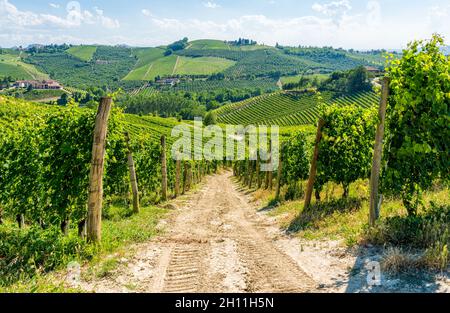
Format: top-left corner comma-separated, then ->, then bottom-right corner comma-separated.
158,78 -> 279,92
64,86 -> 87,95
215,90 -> 379,126
131,85 -> 158,96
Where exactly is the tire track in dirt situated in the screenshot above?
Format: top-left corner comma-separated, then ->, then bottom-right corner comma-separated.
79,171 -> 318,293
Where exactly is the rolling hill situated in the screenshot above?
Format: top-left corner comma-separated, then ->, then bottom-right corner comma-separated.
66,45 -> 98,61
0,51 -> 49,80
1,39 -> 387,92
215,90 -> 380,126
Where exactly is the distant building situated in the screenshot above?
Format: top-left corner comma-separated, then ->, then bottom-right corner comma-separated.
14,80 -> 63,90
156,78 -> 180,87
364,66 -> 382,74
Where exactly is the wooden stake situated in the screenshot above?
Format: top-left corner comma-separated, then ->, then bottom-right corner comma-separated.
87,97 -> 112,243
304,118 -> 325,209
256,154 -> 261,189
369,77 -> 390,226
275,148 -> 283,199
175,159 -> 181,197
161,135 -> 168,202
125,132 -> 140,214
248,160 -> 254,189
182,162 -> 188,195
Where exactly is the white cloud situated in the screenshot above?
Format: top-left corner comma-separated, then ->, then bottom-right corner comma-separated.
312,0 -> 351,16
428,4 -> 450,35
142,9 -> 153,17
0,0 -> 119,29
145,1 -> 440,50
49,3 -> 60,9
203,1 -> 220,9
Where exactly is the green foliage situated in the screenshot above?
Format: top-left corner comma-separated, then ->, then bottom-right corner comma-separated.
119,92 -> 206,120
316,105 -> 377,196
319,66 -> 372,95
282,132 -> 309,183
204,111 -> 217,126
0,224 -> 94,287
383,34 -> 450,216
216,90 -> 379,126
26,46 -> 137,90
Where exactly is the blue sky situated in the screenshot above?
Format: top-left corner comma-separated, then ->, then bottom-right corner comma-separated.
0,0 -> 449,49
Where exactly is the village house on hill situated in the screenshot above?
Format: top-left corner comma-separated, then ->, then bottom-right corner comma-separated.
156,78 -> 180,87
14,80 -> 63,90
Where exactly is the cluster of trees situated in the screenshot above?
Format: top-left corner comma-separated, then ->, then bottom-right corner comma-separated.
165,37 -> 189,56
0,76 -> 15,89
26,46 -> 139,90
284,66 -> 373,95
319,66 -> 372,94
118,93 -> 206,120
228,38 -> 257,46
57,87 -> 108,107
26,44 -> 71,55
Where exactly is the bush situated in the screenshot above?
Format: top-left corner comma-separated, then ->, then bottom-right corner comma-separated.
365,203 -> 449,270
0,225 -> 94,287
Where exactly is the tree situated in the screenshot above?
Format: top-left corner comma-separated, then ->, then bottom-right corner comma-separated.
382,34 -> 450,216
204,111 -> 217,126
57,93 -> 69,106
347,66 -> 371,93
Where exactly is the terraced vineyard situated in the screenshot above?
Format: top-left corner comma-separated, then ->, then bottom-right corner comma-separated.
158,78 -> 279,92
215,90 -> 379,126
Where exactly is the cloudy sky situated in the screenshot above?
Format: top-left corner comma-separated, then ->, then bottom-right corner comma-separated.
0,0 -> 449,49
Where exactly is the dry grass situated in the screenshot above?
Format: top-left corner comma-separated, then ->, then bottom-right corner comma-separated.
381,247 -> 423,274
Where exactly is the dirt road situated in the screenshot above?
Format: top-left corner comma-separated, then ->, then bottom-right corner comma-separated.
81,171 -> 318,293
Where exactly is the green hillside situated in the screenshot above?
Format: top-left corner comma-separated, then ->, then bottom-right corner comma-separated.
66,46 -> 97,61
215,90 -> 379,126
173,56 -> 235,75
0,52 -> 49,80
188,39 -> 230,50
124,54 -> 176,81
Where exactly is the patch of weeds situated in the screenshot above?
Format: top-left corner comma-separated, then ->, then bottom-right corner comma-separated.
96,258 -> 119,279
288,197 -> 363,233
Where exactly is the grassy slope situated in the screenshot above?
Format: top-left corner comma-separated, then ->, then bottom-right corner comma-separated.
0,53 -> 49,80
124,54 -> 177,81
188,39 -> 230,50
66,46 -> 98,61
174,56 -> 236,75
255,179 -> 449,248
281,73 -> 330,84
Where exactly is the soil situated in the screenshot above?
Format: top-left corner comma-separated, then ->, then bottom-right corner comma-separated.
76,171 -> 450,293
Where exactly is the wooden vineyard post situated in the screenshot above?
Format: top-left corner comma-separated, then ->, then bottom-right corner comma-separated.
161,135 -> 168,202
182,162 -> 188,194
16,214 -> 24,228
124,132 -> 140,214
304,118 -> 325,209
369,77 -> 390,227
275,147 -> 283,200
175,159 -> 181,198
248,160 -> 254,189
256,154 -> 261,189
87,97 -> 112,243
267,142 -> 273,190
245,159 -> 251,186
268,166 -> 273,190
